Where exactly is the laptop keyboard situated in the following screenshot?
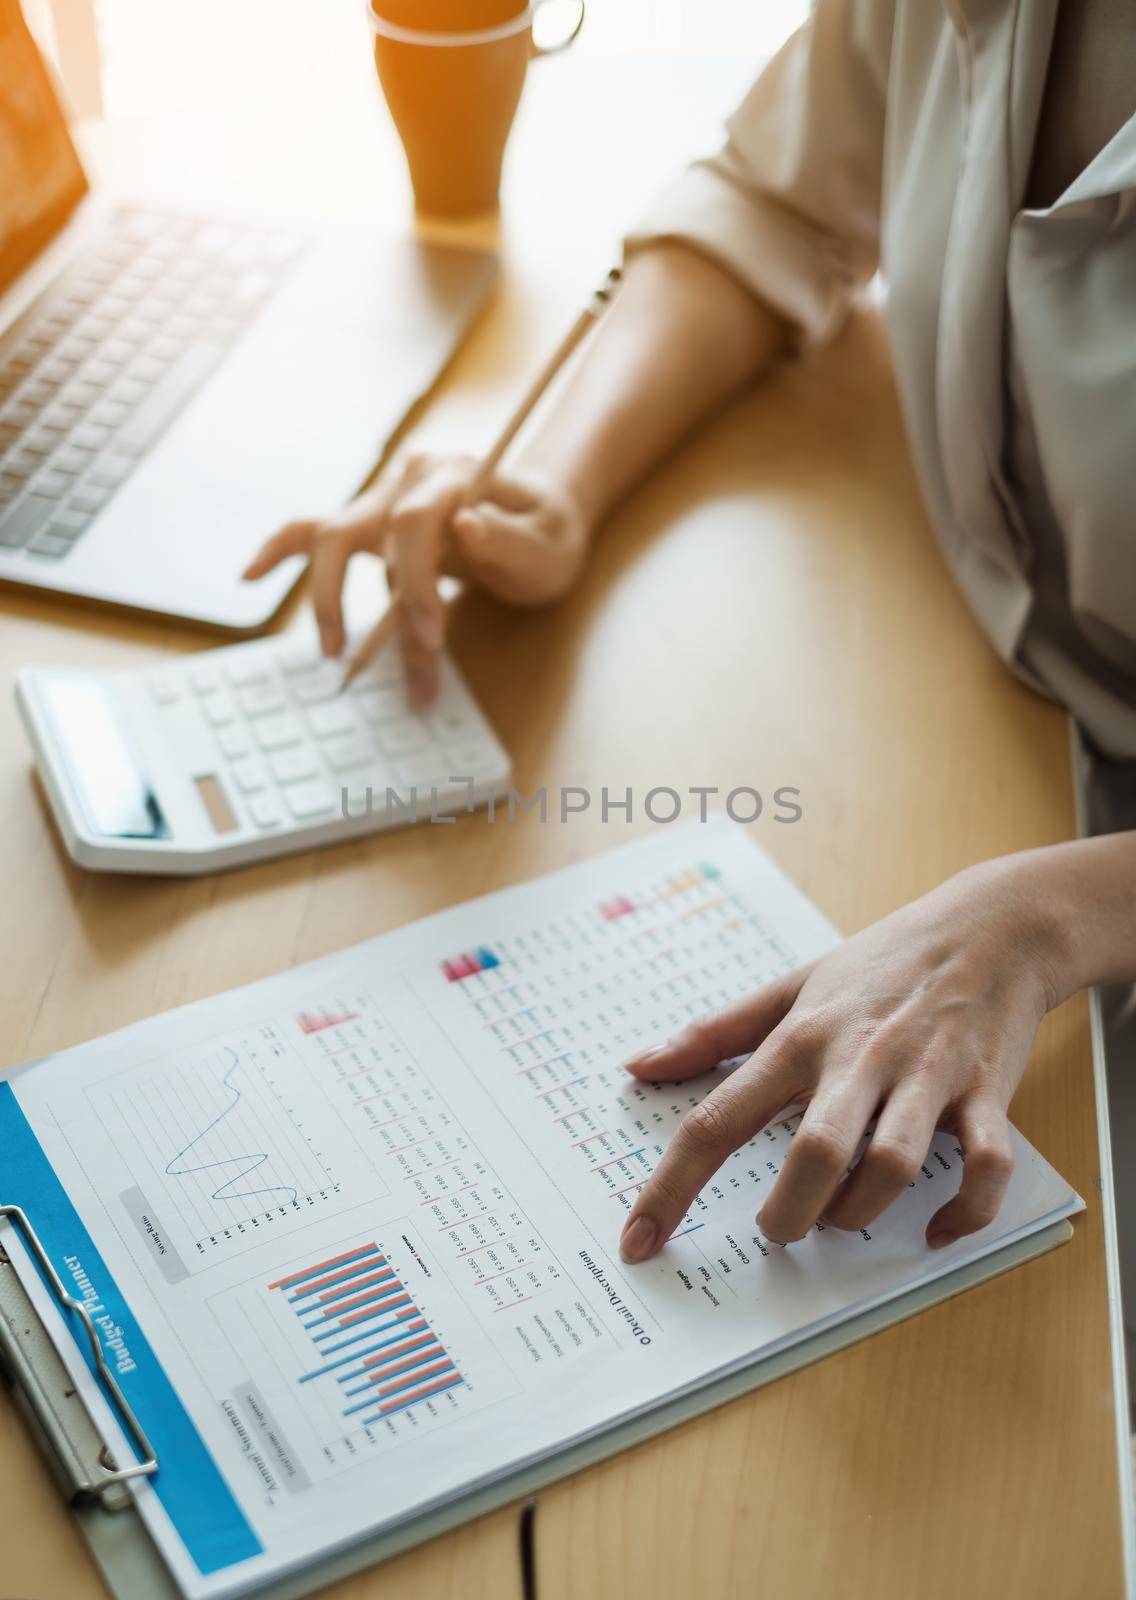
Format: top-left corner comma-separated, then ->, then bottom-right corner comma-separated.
0,205 -> 310,561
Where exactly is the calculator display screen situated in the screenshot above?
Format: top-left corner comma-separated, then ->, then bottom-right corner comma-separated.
40,676 -> 170,840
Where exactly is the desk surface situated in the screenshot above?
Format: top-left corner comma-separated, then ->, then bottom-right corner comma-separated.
0,30 -> 1125,1600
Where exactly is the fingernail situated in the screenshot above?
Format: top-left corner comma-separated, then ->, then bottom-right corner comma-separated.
624,1045 -> 663,1071
927,1228 -> 957,1250
756,1211 -> 786,1245
620,1216 -> 657,1263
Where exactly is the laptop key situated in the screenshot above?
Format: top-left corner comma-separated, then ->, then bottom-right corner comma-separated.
115,342 -> 225,457
67,488 -> 110,517
90,400 -> 129,430
0,495 -> 54,547
27,532 -> 72,559
32,473 -> 71,499
88,457 -> 133,490
45,512 -> 87,541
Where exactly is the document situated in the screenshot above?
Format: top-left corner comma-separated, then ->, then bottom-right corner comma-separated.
0,819 -> 1080,1599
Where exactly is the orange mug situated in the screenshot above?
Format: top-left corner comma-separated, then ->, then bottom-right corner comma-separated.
367,0 -> 586,217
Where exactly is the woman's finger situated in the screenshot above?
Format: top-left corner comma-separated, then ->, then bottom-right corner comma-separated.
242,519 -> 318,580
925,1096 -> 1014,1247
309,531 -> 356,658
757,1069 -> 881,1243
821,1079 -> 940,1233
619,1039 -> 803,1263
389,472 -> 462,645
622,967 -> 811,1084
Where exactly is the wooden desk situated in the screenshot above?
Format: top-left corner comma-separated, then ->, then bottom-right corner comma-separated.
0,30 -> 1124,1600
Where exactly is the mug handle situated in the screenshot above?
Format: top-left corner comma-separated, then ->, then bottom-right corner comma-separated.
530,0 -> 585,57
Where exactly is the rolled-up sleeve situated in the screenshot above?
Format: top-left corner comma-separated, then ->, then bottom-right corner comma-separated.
625,0 -> 894,345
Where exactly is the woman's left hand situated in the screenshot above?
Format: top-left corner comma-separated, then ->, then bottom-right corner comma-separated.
618,857 -> 1068,1263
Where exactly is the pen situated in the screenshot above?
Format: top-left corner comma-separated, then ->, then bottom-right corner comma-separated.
338,266 -> 622,694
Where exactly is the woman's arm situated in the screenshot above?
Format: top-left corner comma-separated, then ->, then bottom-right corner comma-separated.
513,243 -> 788,531
618,832 -> 1136,1262
244,243 -> 787,702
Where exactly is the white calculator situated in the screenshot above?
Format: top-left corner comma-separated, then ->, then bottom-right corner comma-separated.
15,632 -> 510,874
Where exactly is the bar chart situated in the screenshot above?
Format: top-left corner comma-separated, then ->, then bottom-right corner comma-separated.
267,1240 -> 463,1428
440,946 -> 501,983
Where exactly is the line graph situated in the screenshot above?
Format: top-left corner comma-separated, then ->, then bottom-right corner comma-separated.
164,1048 -> 299,1205
86,1018 -> 389,1266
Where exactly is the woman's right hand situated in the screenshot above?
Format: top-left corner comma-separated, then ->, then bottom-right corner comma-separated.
243,451 -> 592,707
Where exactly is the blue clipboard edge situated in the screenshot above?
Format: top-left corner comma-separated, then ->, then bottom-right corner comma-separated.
65,1217 -> 1073,1600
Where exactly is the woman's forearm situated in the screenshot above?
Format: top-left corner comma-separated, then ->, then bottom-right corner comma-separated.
516,243 -> 788,533
980,832 -> 1136,1006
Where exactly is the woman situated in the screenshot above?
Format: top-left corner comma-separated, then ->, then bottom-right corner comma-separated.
245,0 -> 1136,1261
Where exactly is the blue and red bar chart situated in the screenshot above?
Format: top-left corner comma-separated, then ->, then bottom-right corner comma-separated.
268,1242 -> 463,1426
440,947 -> 500,983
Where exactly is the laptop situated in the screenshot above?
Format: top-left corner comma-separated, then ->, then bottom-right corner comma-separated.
0,0 -> 496,630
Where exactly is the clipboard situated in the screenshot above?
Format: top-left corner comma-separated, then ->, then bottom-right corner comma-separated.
0,1201 -> 1074,1600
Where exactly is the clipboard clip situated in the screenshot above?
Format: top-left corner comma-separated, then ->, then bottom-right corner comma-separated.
0,1203 -> 159,1502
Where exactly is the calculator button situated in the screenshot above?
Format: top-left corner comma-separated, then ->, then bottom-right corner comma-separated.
353,686 -> 404,723
393,751 -> 445,788
269,746 -> 321,784
278,642 -> 322,675
446,740 -> 500,775
428,706 -> 468,741
223,652 -> 272,686
255,712 -> 304,750
323,733 -> 375,773
377,717 -> 430,756
307,701 -> 356,739
217,725 -> 251,758
291,663 -> 343,705
348,648 -> 400,687
202,690 -> 236,727
249,792 -> 283,828
237,680 -> 287,718
283,779 -> 337,820
149,672 -> 181,706
189,663 -> 221,693
231,756 -> 268,793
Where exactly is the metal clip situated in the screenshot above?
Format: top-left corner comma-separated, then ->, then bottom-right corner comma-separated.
0,1204 -> 159,1494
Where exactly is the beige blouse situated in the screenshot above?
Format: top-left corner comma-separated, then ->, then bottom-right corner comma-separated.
627,0 -> 1136,760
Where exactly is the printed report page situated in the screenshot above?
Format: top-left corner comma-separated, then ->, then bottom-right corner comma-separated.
0,820 -> 1080,1599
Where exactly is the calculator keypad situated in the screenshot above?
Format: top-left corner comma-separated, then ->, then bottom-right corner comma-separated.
151,638 -> 505,836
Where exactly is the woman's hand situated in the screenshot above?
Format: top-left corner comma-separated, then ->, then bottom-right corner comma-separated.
243,452 -> 591,707
618,857 -> 1071,1263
